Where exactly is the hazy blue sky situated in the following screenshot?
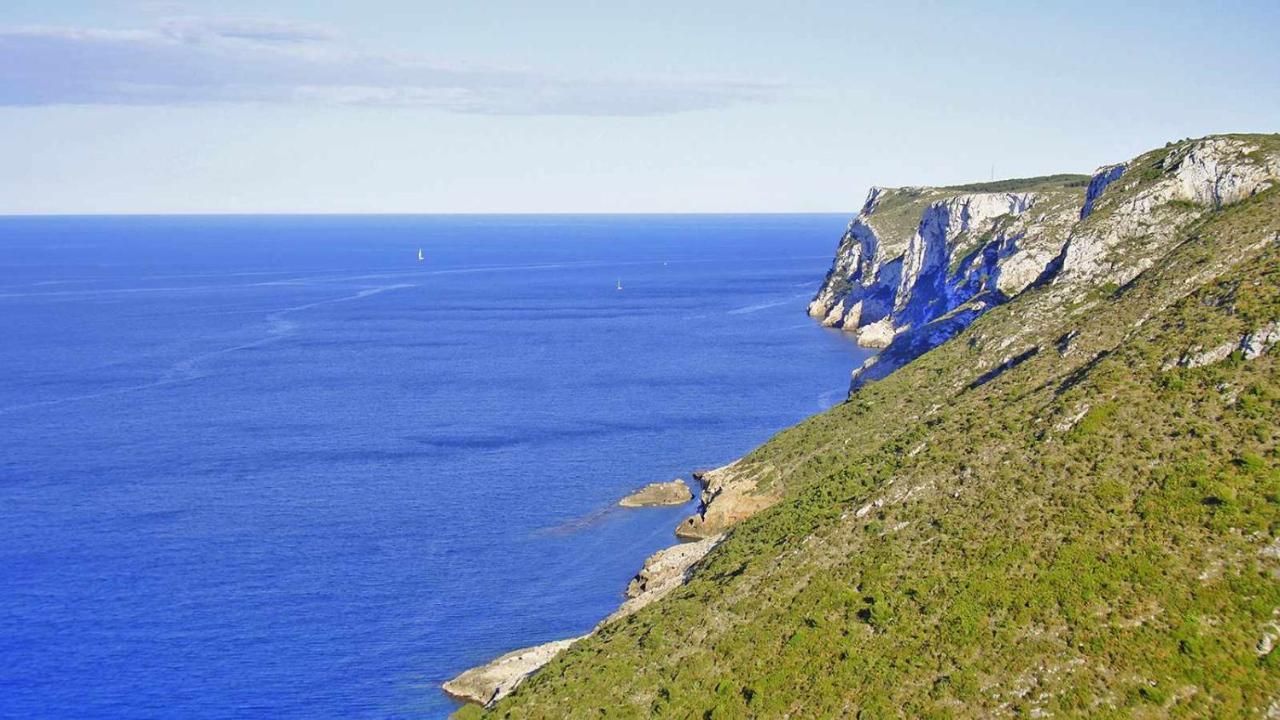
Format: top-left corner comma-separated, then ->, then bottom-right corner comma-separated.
2,0 -> 1277,213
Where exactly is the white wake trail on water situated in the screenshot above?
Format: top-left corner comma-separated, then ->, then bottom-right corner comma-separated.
725,292 -> 812,316
0,261 -> 598,300
0,283 -> 414,416
0,255 -> 831,301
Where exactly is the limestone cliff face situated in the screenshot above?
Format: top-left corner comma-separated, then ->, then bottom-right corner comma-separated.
812,135 -> 1280,389
808,185 -> 1080,348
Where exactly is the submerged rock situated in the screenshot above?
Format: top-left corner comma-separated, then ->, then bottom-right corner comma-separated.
618,479 -> 692,507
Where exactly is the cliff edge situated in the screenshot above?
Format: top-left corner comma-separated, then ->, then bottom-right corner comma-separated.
810,136 -> 1280,390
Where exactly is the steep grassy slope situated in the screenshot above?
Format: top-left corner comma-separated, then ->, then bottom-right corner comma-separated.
460,141 -> 1280,718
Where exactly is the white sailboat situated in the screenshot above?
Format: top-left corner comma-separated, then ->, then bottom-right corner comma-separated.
417,248 -> 424,262
616,278 -> 623,291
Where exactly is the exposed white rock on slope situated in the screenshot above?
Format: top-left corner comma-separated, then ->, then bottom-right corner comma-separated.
807,188 -> 888,330
1057,137 -> 1280,287
1243,322 -> 1280,360
1163,321 -> 1280,370
1172,137 -> 1279,207
893,193 -> 1035,329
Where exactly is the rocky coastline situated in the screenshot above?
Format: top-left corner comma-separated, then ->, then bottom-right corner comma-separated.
442,133 -> 1280,717
442,463 -> 770,711
441,637 -> 584,707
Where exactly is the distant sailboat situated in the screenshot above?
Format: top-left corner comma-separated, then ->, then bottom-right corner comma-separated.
417,248 -> 424,262
616,278 -> 623,291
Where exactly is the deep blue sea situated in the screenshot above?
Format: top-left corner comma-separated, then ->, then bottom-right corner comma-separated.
0,215 -> 868,719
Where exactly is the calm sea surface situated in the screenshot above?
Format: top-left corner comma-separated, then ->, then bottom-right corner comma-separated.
0,215 -> 869,718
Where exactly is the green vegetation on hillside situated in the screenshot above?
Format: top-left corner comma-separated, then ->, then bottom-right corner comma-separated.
460,139 -> 1280,719
944,173 -> 1091,193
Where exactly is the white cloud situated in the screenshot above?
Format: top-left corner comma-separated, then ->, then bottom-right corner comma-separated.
156,16 -> 342,44
0,18 -> 781,116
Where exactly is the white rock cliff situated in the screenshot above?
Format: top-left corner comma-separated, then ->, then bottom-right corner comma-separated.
810,135 -> 1280,389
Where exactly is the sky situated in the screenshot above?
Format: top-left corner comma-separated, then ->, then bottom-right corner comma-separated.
1,0 -> 1277,214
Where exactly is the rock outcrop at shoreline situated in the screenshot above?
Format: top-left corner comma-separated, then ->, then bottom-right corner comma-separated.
442,637 -> 584,706
443,502 -> 724,711
446,464 -> 809,708
675,462 -> 780,540
602,534 -> 722,624
617,479 -> 692,507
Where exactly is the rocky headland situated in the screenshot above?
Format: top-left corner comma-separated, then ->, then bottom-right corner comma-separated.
808,135 -> 1280,390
